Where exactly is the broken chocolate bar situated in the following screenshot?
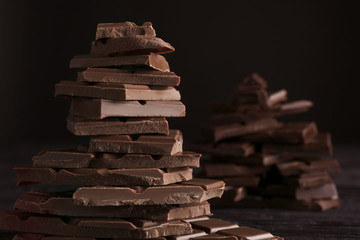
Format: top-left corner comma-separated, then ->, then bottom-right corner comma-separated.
70,53 -> 170,72
14,167 -> 192,187
0,211 -> 192,238
70,98 -> 186,119
14,190 -> 211,220
89,130 -> 183,155
56,81 -> 181,101
73,178 -> 225,206
32,150 -> 94,168
78,68 -> 180,86
67,115 -> 169,136
190,142 -> 254,157
95,22 -> 156,39
91,36 -> 174,56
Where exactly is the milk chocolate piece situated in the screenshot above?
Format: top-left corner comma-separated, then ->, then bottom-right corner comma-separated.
283,172 -> 333,188
222,177 -> 260,187
190,142 -> 254,157
262,132 -> 333,156
70,53 -> 170,72
78,68 -> 180,86
89,130 -> 183,155
191,219 -> 239,233
73,178 -> 225,206
0,211 -> 192,238
169,229 -> 207,240
91,36 -> 174,56
96,22 -> 156,39
204,163 -> 260,178
219,227 -> 277,240
14,167 -> 192,187
56,81 -> 180,101
237,73 -> 267,92
92,151 -> 200,169
67,115 -> 169,136
203,118 -> 281,142
32,150 -> 94,168
70,98 -> 185,119
14,190 -> 211,220
212,153 -> 294,166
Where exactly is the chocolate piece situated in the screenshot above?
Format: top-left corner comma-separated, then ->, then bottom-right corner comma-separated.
204,163 -> 261,178
190,142 -> 254,157
262,132 -> 333,156
32,150 -> 94,168
95,22 -> 156,39
210,186 -> 247,206
212,153 -> 294,166
242,122 -> 318,144
191,219 -> 239,233
70,98 -> 186,119
91,36 -> 174,56
219,227 -> 277,240
89,130 -> 183,155
203,118 -> 281,142
222,177 -> 260,187
67,115 -> 169,136
69,53 -> 170,72
92,151 -> 200,169
0,211 -> 192,238
266,89 -> 287,107
14,190 -> 211,220
73,178 -> 225,206
169,229 -> 207,240
78,68 -> 180,86
190,233 -> 238,240
283,172 -> 333,188
237,73 -> 267,92
56,81 -> 181,101
183,216 -> 210,223
14,167 -> 192,187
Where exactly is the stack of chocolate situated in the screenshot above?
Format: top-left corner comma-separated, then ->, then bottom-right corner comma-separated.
0,22 -> 284,240
192,73 -> 341,211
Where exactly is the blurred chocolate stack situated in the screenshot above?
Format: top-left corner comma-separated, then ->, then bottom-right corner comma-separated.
192,73 -> 341,211
0,23 -> 284,240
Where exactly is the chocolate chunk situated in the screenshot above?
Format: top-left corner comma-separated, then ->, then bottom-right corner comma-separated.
212,153 -> 294,166
78,68 -> 180,86
191,219 -> 239,233
70,98 -> 186,119
190,233 -> 238,240
203,118 -> 281,142
14,190 -> 211,220
89,130 -> 183,155
73,178 -> 225,206
203,163 -> 261,178
222,177 -> 260,187
237,73 -> 267,92
14,167 -> 192,187
55,81 -> 181,101
91,36 -> 174,56
91,152 -> 200,169
283,172 -> 334,188
70,53 -> 170,72
95,22 -> 156,39
0,211 -> 192,238
32,150 -> 94,168
67,115 -> 169,136
219,227 -> 277,240
169,229 -> 207,240
262,132 -> 333,156
190,142 -> 254,157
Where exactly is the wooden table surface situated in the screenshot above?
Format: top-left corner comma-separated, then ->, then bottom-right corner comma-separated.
0,143 -> 359,240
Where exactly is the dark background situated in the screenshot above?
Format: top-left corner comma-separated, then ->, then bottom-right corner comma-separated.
0,0 -> 358,147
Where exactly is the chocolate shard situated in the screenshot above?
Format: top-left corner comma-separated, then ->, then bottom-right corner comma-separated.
203,163 -> 262,178
14,190 -> 211,220
191,219 -> 239,234
78,68 -> 180,86
95,22 -> 156,39
203,118 -> 282,142
32,150 -> 94,168
14,167 -> 192,187
67,115 -> 169,136
55,81 -> 181,101
73,178 -> 225,206
190,142 -> 254,157
91,36 -> 174,56
89,130 -> 183,155
0,211 -> 192,238
92,151 -> 201,169
69,53 -> 170,72
70,98 -> 186,119
219,227 -> 278,240
237,73 -> 268,92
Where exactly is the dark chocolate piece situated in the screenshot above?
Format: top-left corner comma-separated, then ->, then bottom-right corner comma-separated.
69,53 -> 170,72
78,68 -> 180,86
219,227 -> 278,240
56,81 -> 180,101
14,190 -> 211,220
95,22 -> 156,39
91,36 -> 174,56
73,178 -> 225,206
70,98 -> 186,119
191,219 -> 239,233
32,150 -> 94,168
67,115 -> 169,136
14,167 -> 192,187
89,130 -> 183,155
0,211 -> 192,238
190,142 -> 254,157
